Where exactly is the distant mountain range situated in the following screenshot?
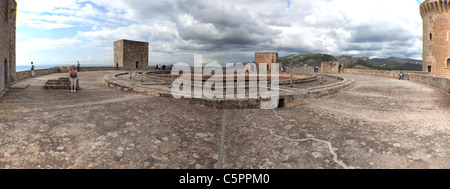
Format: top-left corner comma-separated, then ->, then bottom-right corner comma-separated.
278,53 -> 423,71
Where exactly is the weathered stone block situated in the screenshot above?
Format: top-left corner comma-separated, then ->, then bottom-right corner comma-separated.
43,77 -> 80,90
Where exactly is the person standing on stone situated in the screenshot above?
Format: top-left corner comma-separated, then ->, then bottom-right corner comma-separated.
31,62 -> 35,77
399,69 -> 404,80
77,61 -> 81,72
69,65 -> 78,93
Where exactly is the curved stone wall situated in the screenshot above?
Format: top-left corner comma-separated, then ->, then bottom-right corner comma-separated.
344,69 -> 449,93
104,72 -> 355,109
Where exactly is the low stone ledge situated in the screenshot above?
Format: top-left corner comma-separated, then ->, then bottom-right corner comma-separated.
278,73 -> 317,85
344,69 -> 449,93
280,75 -> 355,108
9,83 -> 30,89
103,73 -> 165,97
43,77 -> 80,90
407,73 -> 449,93
188,98 -> 262,109
0,89 -> 6,99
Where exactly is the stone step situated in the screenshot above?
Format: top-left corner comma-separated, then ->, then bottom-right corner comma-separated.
43,77 -> 80,90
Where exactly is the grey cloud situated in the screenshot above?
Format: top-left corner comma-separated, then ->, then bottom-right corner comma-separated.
341,43 -> 383,51
171,0 -> 282,51
349,26 -> 412,43
71,0 -> 424,63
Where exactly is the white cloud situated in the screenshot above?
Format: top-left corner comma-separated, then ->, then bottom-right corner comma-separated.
269,0 -> 422,57
17,37 -> 82,54
16,37 -> 83,65
16,0 -> 79,13
16,0 -> 106,30
16,0 -> 425,66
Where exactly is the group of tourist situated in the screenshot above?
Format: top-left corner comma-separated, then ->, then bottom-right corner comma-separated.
155,64 -> 173,71
314,66 -> 319,72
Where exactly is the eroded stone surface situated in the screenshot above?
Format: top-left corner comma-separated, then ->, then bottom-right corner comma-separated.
0,72 -> 448,169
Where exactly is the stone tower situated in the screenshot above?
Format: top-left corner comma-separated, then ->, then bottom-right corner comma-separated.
420,0 -> 450,78
114,39 -> 149,70
0,0 -> 17,95
255,52 -> 279,72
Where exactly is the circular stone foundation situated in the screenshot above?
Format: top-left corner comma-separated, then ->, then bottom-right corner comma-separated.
105,70 -> 355,109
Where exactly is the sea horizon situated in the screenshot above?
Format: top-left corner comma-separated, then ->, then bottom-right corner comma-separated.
16,62 -> 248,72
15,64 -> 114,72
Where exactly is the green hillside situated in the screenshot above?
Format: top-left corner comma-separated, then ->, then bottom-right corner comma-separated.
279,53 -> 422,71
278,53 -> 337,68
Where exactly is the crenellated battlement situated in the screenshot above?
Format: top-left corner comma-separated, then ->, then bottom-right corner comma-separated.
420,0 -> 450,78
420,0 -> 450,17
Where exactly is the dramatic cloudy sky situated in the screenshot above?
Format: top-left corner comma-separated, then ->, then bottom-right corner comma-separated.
16,0 -> 426,66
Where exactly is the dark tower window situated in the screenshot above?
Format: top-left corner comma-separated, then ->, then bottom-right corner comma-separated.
4,1 -> 9,22
427,66 -> 432,72
447,59 -> 450,68
430,33 -> 433,40
4,59 -> 7,88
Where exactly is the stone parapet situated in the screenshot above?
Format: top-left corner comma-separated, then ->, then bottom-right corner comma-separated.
344,69 -> 449,93
408,73 -> 450,93
16,67 -> 60,81
15,66 -> 119,81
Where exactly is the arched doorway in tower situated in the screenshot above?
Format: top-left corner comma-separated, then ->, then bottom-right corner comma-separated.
136,61 -> 139,70
338,64 -> 343,73
3,58 -> 7,88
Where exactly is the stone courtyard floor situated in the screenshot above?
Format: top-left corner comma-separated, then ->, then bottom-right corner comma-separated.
0,71 -> 448,169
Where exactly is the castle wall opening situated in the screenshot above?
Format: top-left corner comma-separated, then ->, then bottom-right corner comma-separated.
3,59 -> 7,88
4,0 -> 8,22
